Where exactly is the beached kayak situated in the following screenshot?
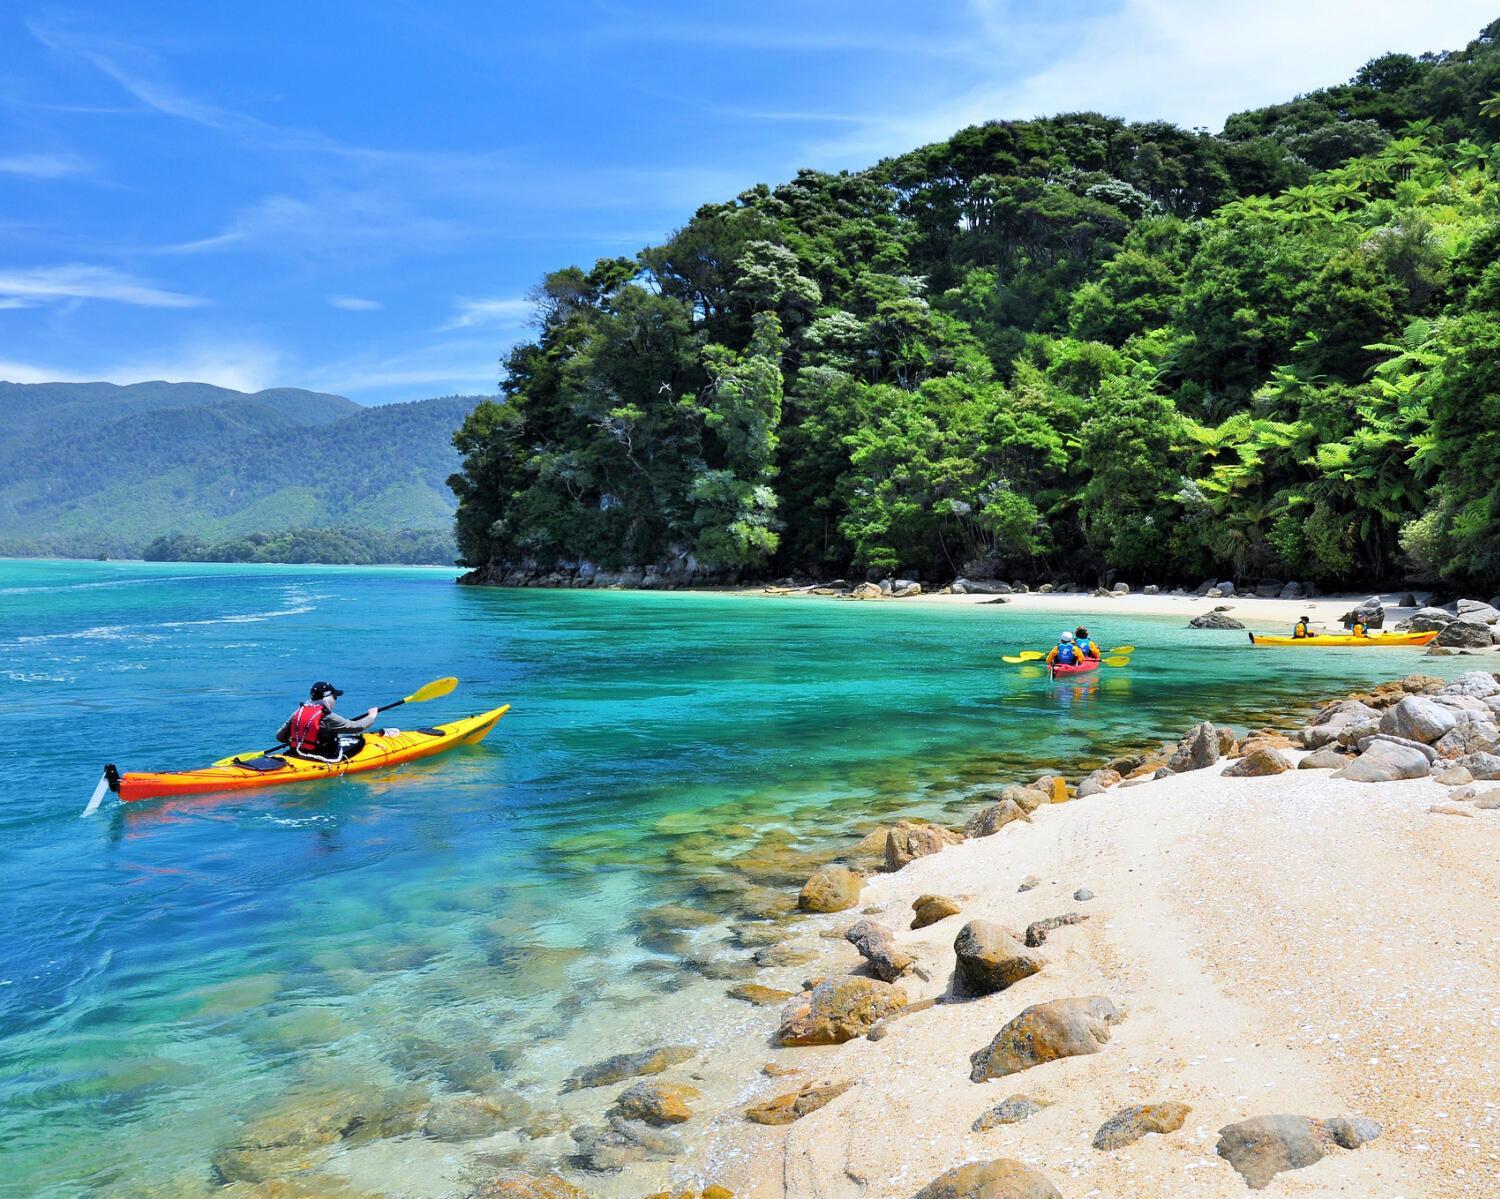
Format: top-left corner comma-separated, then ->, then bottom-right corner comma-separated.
1247,631 -> 1439,647
104,705 -> 510,803
1049,657 -> 1101,678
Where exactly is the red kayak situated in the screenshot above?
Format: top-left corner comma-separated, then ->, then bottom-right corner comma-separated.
1049,657 -> 1100,679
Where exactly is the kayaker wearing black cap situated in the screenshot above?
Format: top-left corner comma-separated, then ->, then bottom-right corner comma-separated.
275,681 -> 387,761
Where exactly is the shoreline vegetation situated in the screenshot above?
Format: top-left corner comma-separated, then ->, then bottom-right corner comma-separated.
463,666 -> 1500,1199
449,21 -> 1500,602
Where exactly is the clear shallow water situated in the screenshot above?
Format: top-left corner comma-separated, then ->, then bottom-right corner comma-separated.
0,560 -> 1456,1195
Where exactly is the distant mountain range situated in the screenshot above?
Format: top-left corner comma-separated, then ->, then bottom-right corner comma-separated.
0,381 -> 484,560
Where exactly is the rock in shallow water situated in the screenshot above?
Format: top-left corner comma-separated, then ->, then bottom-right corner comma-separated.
969,996 -> 1123,1082
608,1080 -> 699,1126
1092,1101 -> 1190,1150
470,1174 -> 590,1199
911,1159 -> 1062,1199
797,864 -> 863,913
727,982 -> 796,1005
562,1045 -> 695,1092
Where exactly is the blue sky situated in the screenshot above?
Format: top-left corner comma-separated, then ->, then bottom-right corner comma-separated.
2,1 -> 1496,405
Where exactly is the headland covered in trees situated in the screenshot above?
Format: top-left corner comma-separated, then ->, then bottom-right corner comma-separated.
451,21 -> 1500,594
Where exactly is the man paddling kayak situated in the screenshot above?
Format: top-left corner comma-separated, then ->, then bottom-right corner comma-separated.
1046,631 -> 1086,668
276,681 -> 395,762
1074,626 -> 1101,659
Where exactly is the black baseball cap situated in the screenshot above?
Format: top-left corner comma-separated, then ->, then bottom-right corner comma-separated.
310,681 -> 344,700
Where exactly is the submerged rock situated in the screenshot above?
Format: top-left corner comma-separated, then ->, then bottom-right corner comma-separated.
971,1094 -> 1051,1130
727,982 -> 796,1006
1215,1114 -> 1380,1189
970,996 -> 1123,1082
797,865 -> 863,913
471,1175 -> 590,1199
608,1080 -> 699,1126
562,1045 -> 695,1092
911,1159 -> 1062,1199
1092,1101 -> 1190,1150
911,894 -> 961,929
953,920 -> 1044,996
424,1092 -> 534,1141
570,1116 -> 683,1171
776,977 -> 907,1046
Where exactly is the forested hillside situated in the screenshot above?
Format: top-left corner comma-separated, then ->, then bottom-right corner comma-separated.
0,382 -> 481,561
451,20 -> 1500,590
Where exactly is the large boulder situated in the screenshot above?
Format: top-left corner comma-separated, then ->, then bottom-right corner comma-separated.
776,977 -> 908,1046
845,919 -> 913,982
1222,747 -> 1293,777
1168,721 -> 1221,772
1300,700 -> 1381,749
1457,598 -> 1500,625
953,577 -> 1013,594
1339,596 -> 1385,628
1402,605 -> 1457,632
1332,740 -> 1432,783
1432,711 -> 1500,759
1380,695 -> 1458,743
953,920 -> 1045,996
911,1160 -> 1062,1199
798,865 -> 863,913
965,799 -> 1029,837
1188,610 -> 1245,630
969,995 -> 1123,1081
1215,1114 -> 1380,1190
1437,620 -> 1494,648
885,821 -> 964,870
1443,670 -> 1500,699
1093,1101 -> 1192,1150
1457,751 -> 1500,779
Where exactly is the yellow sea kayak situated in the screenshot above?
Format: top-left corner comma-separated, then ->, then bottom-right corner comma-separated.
1247,631 -> 1438,647
106,705 -> 510,803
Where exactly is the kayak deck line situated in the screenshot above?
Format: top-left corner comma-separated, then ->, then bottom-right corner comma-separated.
96,705 -> 510,806
1246,631 -> 1440,647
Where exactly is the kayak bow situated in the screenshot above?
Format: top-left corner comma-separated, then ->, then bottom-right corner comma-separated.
1247,631 -> 1438,647
98,705 -> 510,805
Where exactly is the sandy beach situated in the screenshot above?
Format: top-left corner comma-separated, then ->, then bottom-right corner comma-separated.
675,729 -> 1500,1199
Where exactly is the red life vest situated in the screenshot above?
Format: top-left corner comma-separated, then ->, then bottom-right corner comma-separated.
288,702 -> 325,753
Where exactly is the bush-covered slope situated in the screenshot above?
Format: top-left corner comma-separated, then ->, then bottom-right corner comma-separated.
0,383 -> 483,559
450,19 -> 1500,589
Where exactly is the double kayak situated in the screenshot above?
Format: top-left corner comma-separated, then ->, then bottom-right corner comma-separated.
1247,631 -> 1439,647
100,705 -> 510,804
1049,658 -> 1100,679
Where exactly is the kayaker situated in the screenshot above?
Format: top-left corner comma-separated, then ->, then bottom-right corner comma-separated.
275,681 -> 389,761
1292,615 -> 1314,639
1046,631 -> 1084,668
1074,626 -> 1101,659
1350,619 -> 1370,637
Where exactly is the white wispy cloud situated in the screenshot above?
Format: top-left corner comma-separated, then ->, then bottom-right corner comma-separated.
328,295 -> 382,311
0,152 -> 91,179
809,0 -> 1500,164
441,297 -> 534,331
0,264 -> 205,308
0,338 -> 284,392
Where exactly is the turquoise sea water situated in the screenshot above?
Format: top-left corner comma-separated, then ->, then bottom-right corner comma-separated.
0,560 -> 1455,1195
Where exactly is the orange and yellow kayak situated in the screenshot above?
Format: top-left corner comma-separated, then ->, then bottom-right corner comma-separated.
103,705 -> 509,803
1247,631 -> 1438,647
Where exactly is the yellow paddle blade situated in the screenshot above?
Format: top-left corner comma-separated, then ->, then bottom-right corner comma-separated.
1101,655 -> 1131,667
1001,654 -> 1034,664
1108,645 -> 1135,654
1012,650 -> 1046,661
405,676 -> 459,704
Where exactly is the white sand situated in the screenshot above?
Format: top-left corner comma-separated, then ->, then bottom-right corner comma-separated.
687,758 -> 1500,1199
757,585 -> 1428,632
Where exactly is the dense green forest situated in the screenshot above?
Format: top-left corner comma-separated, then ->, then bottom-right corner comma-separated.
451,21 -> 1500,590
141,526 -> 456,566
0,383 -> 478,560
